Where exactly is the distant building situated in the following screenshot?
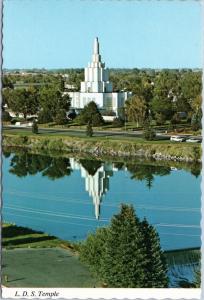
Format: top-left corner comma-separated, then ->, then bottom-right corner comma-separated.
67,38 -> 132,119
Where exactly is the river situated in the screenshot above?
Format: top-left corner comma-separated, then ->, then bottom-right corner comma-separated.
3,149 -> 201,251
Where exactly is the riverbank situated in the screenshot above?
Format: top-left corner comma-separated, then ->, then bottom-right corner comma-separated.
3,133 -> 201,162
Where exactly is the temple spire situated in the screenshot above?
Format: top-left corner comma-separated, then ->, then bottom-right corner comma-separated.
93,37 -> 99,54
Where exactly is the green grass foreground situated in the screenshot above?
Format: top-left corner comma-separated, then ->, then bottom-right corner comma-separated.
3,131 -> 201,162
2,223 -> 99,287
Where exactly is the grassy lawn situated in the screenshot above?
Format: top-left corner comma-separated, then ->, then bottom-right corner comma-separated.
2,223 -> 99,287
2,248 -> 99,287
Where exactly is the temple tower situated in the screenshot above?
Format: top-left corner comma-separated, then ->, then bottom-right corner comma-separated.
80,37 -> 113,93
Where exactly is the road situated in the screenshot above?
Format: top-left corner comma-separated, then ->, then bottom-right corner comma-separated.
3,125 -> 202,141
3,125 -> 168,140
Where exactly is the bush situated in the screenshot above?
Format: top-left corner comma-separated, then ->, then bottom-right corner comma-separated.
32,120 -> 38,134
144,126 -> 156,141
112,117 -> 124,127
191,113 -> 201,131
54,109 -> 68,125
38,109 -> 53,124
171,113 -> 181,125
86,123 -> 93,137
155,113 -> 166,125
2,111 -> 11,122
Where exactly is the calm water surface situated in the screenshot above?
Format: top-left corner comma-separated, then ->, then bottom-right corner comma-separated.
3,150 -> 201,251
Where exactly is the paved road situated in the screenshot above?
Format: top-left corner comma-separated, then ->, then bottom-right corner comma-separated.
3,125 -> 202,141
3,125 -> 169,140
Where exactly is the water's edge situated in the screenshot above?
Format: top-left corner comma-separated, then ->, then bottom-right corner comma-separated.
3,134 -> 202,163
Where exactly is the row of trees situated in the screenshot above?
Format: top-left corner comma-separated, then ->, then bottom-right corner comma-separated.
124,70 -> 202,128
2,69 -> 202,129
3,83 -> 70,125
79,204 -> 168,287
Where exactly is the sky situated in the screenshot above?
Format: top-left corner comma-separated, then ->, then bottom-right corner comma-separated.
3,0 -> 203,69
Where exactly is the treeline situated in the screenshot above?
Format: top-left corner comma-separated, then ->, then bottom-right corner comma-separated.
2,69 -> 202,129
116,69 -> 202,129
2,75 -> 70,124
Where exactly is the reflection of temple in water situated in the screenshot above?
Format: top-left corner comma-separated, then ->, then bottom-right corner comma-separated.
70,159 -> 118,219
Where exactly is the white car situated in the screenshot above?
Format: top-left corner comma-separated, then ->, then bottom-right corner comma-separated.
170,136 -> 185,142
186,138 -> 201,143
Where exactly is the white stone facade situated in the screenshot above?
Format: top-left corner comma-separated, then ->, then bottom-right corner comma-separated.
68,37 -> 131,117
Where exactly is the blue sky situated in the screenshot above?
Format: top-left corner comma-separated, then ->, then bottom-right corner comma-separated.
3,0 -> 203,69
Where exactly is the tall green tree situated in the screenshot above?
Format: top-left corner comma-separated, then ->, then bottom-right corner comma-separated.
125,96 -> 147,127
100,204 -> 147,287
76,101 -> 104,126
39,87 -> 70,121
4,87 -> 39,119
80,204 -> 168,287
140,218 -> 168,287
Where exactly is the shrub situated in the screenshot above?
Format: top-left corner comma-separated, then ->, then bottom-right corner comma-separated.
144,125 -> 156,141
86,123 -> 93,137
54,109 -> 68,125
2,111 -> 11,122
171,113 -> 181,125
32,120 -> 38,134
38,109 -> 53,124
112,117 -> 125,127
155,113 -> 166,125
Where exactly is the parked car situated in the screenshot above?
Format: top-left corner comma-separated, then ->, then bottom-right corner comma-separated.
170,136 -> 185,142
186,137 -> 201,143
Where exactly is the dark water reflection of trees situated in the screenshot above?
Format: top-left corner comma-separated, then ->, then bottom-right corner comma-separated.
4,150 -> 72,180
3,149 -> 201,187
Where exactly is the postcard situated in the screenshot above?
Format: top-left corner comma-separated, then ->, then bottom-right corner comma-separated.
1,0 -> 203,299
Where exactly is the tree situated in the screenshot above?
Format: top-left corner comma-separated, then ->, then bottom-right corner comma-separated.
32,120 -> 38,134
54,109 -> 68,125
155,112 -> 166,126
39,86 -> 70,121
4,87 -> 39,119
140,218 -> 168,287
2,111 -> 11,122
100,204 -> 147,287
80,204 -> 168,287
38,108 -> 53,124
79,228 -> 108,276
143,119 -> 156,141
76,101 -> 104,126
86,122 -> 93,137
125,96 -> 147,127
191,113 -> 201,131
112,117 -> 124,127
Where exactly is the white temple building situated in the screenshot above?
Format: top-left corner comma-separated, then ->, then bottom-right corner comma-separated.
70,158 -> 118,219
67,37 -> 132,118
